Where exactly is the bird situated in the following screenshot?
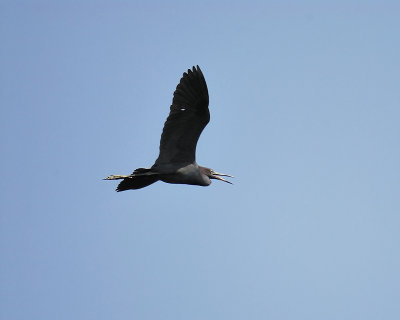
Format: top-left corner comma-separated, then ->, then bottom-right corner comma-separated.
104,65 -> 233,191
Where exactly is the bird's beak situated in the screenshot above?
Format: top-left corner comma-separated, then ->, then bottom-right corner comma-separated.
211,171 -> 234,184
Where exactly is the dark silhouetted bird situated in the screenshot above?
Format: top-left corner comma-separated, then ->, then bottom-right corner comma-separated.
104,66 -> 233,191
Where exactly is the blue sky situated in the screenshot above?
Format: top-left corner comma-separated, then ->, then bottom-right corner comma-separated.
1,1 -> 399,319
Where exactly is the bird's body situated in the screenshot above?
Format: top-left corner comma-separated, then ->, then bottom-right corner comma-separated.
105,66 -> 232,191
160,163 -> 210,186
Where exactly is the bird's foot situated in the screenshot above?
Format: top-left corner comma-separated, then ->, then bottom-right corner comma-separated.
103,174 -> 129,180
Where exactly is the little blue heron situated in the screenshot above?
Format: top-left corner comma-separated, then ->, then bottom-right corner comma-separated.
104,65 -> 233,191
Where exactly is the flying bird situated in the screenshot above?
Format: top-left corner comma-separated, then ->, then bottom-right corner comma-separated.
104,65 -> 233,191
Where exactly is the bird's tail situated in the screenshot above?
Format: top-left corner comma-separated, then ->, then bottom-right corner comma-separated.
104,168 -> 159,191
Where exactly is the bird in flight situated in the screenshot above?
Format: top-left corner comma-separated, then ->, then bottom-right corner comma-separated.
104,65 -> 233,191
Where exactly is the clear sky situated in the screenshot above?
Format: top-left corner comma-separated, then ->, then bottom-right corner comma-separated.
1,1 -> 399,319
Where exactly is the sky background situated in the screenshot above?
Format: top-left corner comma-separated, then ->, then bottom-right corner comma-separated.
1,1 -> 399,319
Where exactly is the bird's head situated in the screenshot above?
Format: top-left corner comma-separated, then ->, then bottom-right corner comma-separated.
200,166 -> 233,184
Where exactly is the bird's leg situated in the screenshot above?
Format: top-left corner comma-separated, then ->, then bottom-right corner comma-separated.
103,174 -> 130,180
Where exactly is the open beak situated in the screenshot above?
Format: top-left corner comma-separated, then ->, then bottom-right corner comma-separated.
210,171 -> 234,184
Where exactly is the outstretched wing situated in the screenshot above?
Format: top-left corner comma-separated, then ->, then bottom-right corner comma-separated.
154,65 -> 209,165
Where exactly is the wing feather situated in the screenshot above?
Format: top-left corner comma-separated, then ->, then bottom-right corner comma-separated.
154,66 -> 209,165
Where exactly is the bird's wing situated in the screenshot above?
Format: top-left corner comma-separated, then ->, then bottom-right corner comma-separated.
154,66 -> 210,165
